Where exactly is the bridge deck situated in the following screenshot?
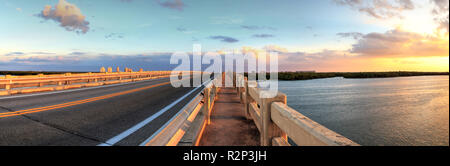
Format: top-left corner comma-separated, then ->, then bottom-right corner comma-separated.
199,88 -> 260,146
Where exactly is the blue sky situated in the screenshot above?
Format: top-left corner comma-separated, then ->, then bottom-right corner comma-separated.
0,0 -> 448,72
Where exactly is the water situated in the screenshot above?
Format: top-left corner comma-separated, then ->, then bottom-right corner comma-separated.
278,76 -> 449,146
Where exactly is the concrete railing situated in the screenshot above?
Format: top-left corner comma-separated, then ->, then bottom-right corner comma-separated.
142,76 -> 221,146
235,73 -> 359,146
0,71 -> 172,96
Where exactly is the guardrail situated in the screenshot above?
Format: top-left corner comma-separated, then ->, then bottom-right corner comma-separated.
0,71 -> 172,96
143,76 -> 221,146
234,72 -> 359,146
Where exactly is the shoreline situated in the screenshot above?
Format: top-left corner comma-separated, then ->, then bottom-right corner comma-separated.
278,75 -> 450,82
276,72 -> 449,81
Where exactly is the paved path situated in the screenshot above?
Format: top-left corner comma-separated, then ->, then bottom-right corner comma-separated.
199,88 -> 260,146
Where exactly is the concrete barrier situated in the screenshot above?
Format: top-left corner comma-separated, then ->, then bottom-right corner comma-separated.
0,71 -> 174,96
236,73 -> 359,146
137,76 -> 220,146
271,102 -> 358,146
145,94 -> 205,146
93,71 -> 213,146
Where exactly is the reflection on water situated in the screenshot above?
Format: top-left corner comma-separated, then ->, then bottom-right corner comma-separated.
279,76 -> 449,146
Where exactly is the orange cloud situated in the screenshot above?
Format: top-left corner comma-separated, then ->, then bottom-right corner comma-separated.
351,29 -> 449,57
247,31 -> 448,72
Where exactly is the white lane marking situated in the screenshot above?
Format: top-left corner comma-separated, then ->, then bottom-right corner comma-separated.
98,83 -> 207,146
0,77 -> 169,100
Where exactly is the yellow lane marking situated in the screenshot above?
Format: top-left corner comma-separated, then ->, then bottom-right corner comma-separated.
0,82 -> 171,118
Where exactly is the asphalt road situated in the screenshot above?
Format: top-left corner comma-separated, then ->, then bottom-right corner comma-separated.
0,77 -> 205,146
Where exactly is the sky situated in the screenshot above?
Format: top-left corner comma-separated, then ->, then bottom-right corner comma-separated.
0,0 -> 448,72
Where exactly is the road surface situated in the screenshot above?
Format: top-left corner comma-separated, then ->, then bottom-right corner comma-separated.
0,77 -> 204,146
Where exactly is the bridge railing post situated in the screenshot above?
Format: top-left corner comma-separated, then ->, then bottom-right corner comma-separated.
233,72 -> 236,88
244,77 -> 252,120
221,72 -> 225,87
260,92 -> 287,146
37,74 -> 45,87
5,82 -> 11,90
3,75 -> 12,90
236,75 -> 240,102
203,87 -> 211,125
237,74 -> 245,103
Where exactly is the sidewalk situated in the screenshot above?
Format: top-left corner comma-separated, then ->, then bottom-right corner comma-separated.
199,88 -> 260,146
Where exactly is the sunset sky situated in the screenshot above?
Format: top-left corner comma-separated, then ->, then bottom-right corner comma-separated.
0,0 -> 448,72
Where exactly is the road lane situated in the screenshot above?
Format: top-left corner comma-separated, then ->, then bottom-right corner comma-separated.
0,82 -> 172,118
0,77 -> 171,111
0,77 -> 204,145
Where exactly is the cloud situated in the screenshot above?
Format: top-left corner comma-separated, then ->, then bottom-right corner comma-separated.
263,45 -> 289,53
29,52 -> 56,55
11,56 -> 81,65
3,52 -> 57,57
242,29 -> 448,71
337,32 -> 364,40
157,0 -> 185,11
191,37 -> 199,42
430,0 -> 449,34
0,52 -> 177,72
176,27 -> 187,32
37,0 -> 90,34
241,45 -> 356,72
69,52 -> 87,56
350,28 -> 449,57
431,0 -> 448,14
240,25 -> 276,30
438,16 -> 449,35
209,36 -> 239,43
4,52 -> 25,56
333,0 -> 415,19
277,50 -> 375,72
176,26 -> 195,34
252,34 -> 275,38
105,33 -> 124,39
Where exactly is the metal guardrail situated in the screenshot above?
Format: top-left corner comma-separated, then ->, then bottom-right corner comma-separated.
0,71 -> 172,96
234,72 -> 359,146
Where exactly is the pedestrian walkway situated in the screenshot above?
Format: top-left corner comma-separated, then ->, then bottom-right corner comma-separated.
199,88 -> 260,146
